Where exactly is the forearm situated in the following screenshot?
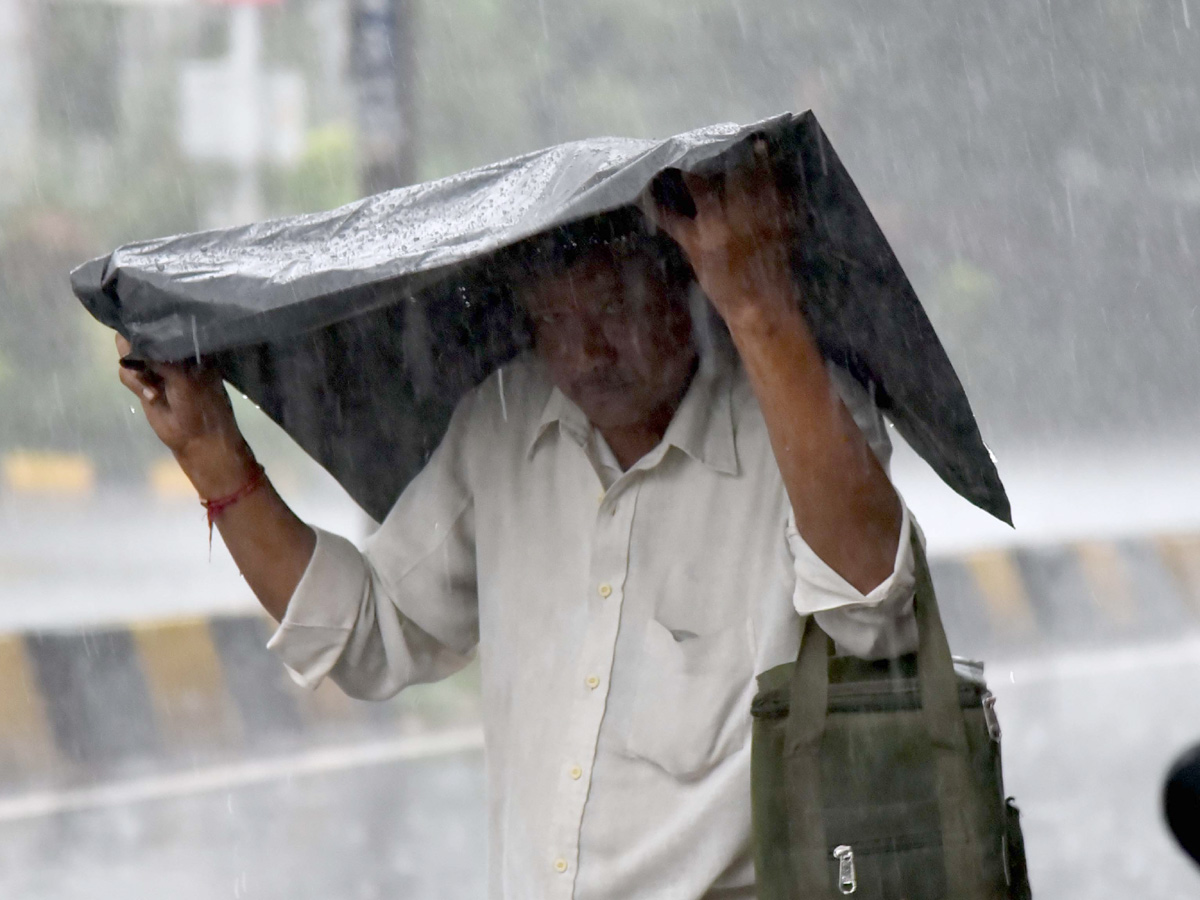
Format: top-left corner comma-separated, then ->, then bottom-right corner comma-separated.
725,299 -> 902,593
177,435 -> 316,622
641,148 -> 901,590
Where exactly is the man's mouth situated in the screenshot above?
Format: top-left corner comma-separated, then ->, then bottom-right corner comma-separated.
574,375 -> 630,398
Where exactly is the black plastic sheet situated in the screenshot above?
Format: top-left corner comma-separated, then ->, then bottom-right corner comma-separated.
73,111 -> 1010,525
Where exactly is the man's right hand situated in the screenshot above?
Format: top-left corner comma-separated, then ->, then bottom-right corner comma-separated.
114,332 -> 317,622
115,334 -> 256,499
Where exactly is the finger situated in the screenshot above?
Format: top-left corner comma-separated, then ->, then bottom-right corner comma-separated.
156,360 -> 216,401
726,140 -> 778,222
639,206 -> 701,270
646,169 -> 696,218
681,171 -> 724,222
117,363 -> 162,403
144,359 -> 176,383
115,334 -> 167,398
156,360 -> 227,413
639,190 -> 698,250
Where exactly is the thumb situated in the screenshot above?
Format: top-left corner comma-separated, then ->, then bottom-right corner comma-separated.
640,170 -> 699,247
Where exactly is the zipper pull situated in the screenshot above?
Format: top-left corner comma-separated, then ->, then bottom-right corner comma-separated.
983,690 -> 1002,741
832,844 -> 857,895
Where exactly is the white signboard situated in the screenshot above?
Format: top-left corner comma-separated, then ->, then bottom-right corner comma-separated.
179,64 -> 305,166
178,7 -> 305,168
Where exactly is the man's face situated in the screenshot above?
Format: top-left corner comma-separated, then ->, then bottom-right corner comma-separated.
520,248 -> 698,432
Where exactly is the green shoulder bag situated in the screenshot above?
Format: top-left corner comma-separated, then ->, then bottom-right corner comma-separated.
750,535 -> 1032,899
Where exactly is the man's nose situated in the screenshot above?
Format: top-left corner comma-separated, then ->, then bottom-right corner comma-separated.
575,317 -> 616,365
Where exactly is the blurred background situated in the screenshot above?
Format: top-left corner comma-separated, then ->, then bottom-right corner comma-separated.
1,1 -> 1199,897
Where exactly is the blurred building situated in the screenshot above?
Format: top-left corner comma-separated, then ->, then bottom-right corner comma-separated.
0,0 -> 358,464
0,0 -> 36,211
0,0 -> 357,225
1,0 -> 1198,457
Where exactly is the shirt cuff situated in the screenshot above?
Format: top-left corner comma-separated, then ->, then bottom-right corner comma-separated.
787,499 -> 918,612
265,527 -> 369,690
787,498 -> 922,659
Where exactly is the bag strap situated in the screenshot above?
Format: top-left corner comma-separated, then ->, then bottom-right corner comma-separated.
907,534 -> 973,758
782,531 -> 994,898
909,536 -> 993,898
782,614 -> 834,895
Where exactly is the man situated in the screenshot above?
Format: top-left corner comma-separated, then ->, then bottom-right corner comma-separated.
116,145 -> 919,898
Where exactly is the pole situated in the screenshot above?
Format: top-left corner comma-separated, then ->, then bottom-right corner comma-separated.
228,5 -> 264,223
351,0 -> 418,194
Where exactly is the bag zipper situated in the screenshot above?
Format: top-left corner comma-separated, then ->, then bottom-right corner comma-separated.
828,833 -> 944,895
832,845 -> 857,894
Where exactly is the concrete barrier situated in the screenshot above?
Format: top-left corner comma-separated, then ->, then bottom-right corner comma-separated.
2,452 -> 95,496
0,533 -> 1196,792
933,534 -> 1200,659
0,614 -> 480,793
2,452 -> 302,501
147,458 -> 195,498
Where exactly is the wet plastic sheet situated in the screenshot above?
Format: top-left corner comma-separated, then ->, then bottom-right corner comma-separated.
72,111 -> 1010,525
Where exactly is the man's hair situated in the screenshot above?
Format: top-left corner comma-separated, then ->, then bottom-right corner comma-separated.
497,207 -> 695,295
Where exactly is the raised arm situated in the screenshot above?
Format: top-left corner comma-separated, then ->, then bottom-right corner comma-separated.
115,334 -> 316,620
645,143 -> 902,594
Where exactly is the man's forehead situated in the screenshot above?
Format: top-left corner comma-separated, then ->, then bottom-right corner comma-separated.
518,248 -> 635,306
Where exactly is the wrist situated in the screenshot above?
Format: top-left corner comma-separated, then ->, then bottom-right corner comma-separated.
721,294 -> 809,344
174,434 -> 258,499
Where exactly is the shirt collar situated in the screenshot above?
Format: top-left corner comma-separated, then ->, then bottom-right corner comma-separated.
526,345 -> 739,477
530,383 -> 591,451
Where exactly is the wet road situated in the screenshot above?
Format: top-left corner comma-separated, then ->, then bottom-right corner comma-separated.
3,436 -> 1200,631
3,437 -> 1200,896
0,743 -> 488,900
3,639 -> 1200,899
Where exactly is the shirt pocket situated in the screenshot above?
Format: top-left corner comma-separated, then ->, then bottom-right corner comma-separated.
625,616 -> 755,780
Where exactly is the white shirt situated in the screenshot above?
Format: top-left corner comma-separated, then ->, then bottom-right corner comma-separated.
267,346 -> 920,900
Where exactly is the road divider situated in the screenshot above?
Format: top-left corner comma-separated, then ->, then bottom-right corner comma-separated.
0,614 -> 479,793
2,452 -> 304,501
930,534 -> 1200,658
0,533 -> 1196,792
148,458 -> 195,499
2,452 -> 95,496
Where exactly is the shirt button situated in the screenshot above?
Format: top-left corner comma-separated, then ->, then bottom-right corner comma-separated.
569,765 -> 583,780
585,675 -> 600,690
554,858 -> 568,873
598,583 -> 612,598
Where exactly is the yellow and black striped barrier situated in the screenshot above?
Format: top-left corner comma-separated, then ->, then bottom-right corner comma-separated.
930,534 -> 1200,658
0,615 -> 480,791
2,452 -> 96,497
0,534 -> 1197,790
1,452 -> 299,500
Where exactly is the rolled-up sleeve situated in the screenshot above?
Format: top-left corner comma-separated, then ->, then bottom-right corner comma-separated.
787,501 -> 921,659
266,395 -> 481,700
782,362 -> 921,659
266,527 -> 371,688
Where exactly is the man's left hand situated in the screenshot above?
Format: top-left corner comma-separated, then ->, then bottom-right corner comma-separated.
642,138 -> 803,331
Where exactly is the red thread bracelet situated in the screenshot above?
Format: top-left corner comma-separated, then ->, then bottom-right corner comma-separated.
201,464 -> 265,552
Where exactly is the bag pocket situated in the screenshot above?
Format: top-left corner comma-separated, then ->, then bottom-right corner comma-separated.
625,616 -> 755,779
826,834 -> 946,899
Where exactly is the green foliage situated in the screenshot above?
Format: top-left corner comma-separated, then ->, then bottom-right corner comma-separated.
35,2 -> 121,140
263,124 -> 361,215
415,0 -> 834,179
928,260 -> 998,322
7,0 -> 1200,466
